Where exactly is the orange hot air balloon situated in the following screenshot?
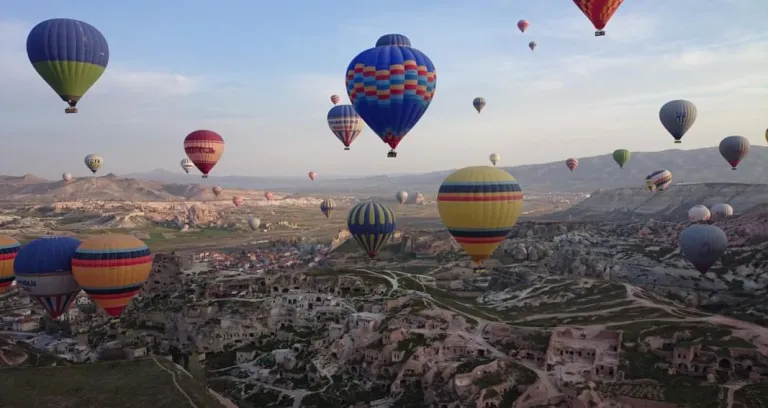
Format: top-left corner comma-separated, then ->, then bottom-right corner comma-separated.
308,171 -> 317,181
212,186 -> 223,197
232,196 -> 244,207
330,95 -> 340,105
71,234 -> 153,317
264,192 -> 274,201
184,130 -> 224,178
572,0 -> 624,36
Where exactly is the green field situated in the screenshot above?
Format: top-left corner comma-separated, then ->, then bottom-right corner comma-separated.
0,358 -> 226,408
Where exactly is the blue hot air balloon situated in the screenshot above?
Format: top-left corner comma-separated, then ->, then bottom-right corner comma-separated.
327,105 -> 364,150
26,19 -> 110,114
346,34 -> 437,158
14,236 -> 82,319
346,201 -> 397,258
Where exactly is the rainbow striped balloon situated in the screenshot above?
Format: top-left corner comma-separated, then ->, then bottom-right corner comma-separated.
437,166 -> 523,269
72,234 -> 153,316
0,236 -> 20,294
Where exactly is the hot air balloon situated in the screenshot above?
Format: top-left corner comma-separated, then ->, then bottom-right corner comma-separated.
765,128 -> 767,144
264,192 -> 274,201
212,186 -> 223,197
396,191 -> 408,205
327,105 -> 364,150
0,236 -> 20,294
62,172 -> 72,182
517,20 -> 530,33
14,236 -> 82,319
414,192 -> 425,205
180,158 -> 194,174
346,34 -> 437,158
347,201 -> 396,258
645,179 -> 656,192
647,170 -> 672,192
679,224 -> 728,273
26,19 -> 109,113
308,171 -> 317,181
330,95 -> 340,105
659,100 -> 697,144
711,203 -> 734,219
528,41 -> 537,51
688,205 -> 711,222
572,0 -> 624,36
719,136 -> 750,170
71,234 -> 153,316
248,216 -> 261,231
565,158 -> 579,172
320,199 -> 336,218
612,149 -> 630,168
84,154 -> 103,174
233,196 -> 244,207
437,166 -> 523,271
489,153 -> 500,166
473,97 -> 486,114
184,130 -> 224,178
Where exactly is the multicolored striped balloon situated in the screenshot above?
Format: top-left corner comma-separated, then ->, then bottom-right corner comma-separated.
437,166 -> 523,269
327,105 -> 364,150
330,95 -> 340,105
72,234 -> 153,317
14,236 -> 82,319
565,158 -> 579,172
347,201 -> 396,258
320,199 -> 336,218
0,236 -> 20,294
184,130 -> 224,178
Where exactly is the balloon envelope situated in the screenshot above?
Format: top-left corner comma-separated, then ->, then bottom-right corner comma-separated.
437,166 -> 523,266
233,196 -> 244,207
572,0 -> 624,35
659,100 -> 697,143
181,158 -> 194,174
248,216 -> 261,231
396,191 -> 408,204
84,154 -> 103,174
612,149 -> 630,168
489,153 -> 500,166
473,97 -> 486,113
26,19 -> 109,113
688,205 -> 711,222
565,158 -> 579,172
0,236 -> 20,294
330,95 -> 340,105
647,170 -> 672,191
528,41 -> 537,51
62,172 -> 72,182
347,201 -> 396,258
327,105 -> 364,150
719,136 -> 750,170
264,192 -> 274,201
184,130 -> 225,178
320,199 -> 336,218
346,34 -> 437,156
308,171 -> 317,181
679,224 -> 728,273
72,234 -> 153,316
711,203 -> 734,219
212,186 -> 223,197
517,20 -> 529,33
14,236 -> 82,319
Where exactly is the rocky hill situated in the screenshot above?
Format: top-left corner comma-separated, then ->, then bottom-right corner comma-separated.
549,182 -> 768,221
129,146 -> 768,194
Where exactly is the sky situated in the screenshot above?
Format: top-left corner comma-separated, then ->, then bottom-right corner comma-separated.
1,0 -> 766,179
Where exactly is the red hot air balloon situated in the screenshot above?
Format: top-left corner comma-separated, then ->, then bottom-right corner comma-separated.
308,171 -> 317,181
573,0 -> 624,36
517,20 -> 530,33
264,192 -> 274,201
565,158 -> 579,172
330,95 -> 340,105
232,196 -> 244,207
184,130 -> 224,178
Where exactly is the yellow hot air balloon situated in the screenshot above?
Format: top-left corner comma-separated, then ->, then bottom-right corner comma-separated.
71,234 -> 153,316
0,235 -> 20,294
437,166 -> 523,271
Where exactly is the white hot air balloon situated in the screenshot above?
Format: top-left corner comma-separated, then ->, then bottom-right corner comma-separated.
711,203 -> 734,220
688,205 -> 711,222
62,172 -> 72,182
180,158 -> 194,174
489,153 -> 500,166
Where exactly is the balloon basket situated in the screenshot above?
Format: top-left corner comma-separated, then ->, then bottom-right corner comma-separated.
387,150 -> 397,158
595,31 -> 605,37
202,175 -> 209,178
344,147 -> 350,151
674,140 -> 682,144
65,107 -> 78,114
732,168 -> 737,171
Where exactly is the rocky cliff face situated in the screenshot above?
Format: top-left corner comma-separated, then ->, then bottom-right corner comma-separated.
556,183 -> 768,221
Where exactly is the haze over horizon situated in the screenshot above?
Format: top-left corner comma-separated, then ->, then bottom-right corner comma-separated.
1,0 -> 766,180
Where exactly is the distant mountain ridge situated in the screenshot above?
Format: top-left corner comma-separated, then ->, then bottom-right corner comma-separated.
126,146 -> 768,193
